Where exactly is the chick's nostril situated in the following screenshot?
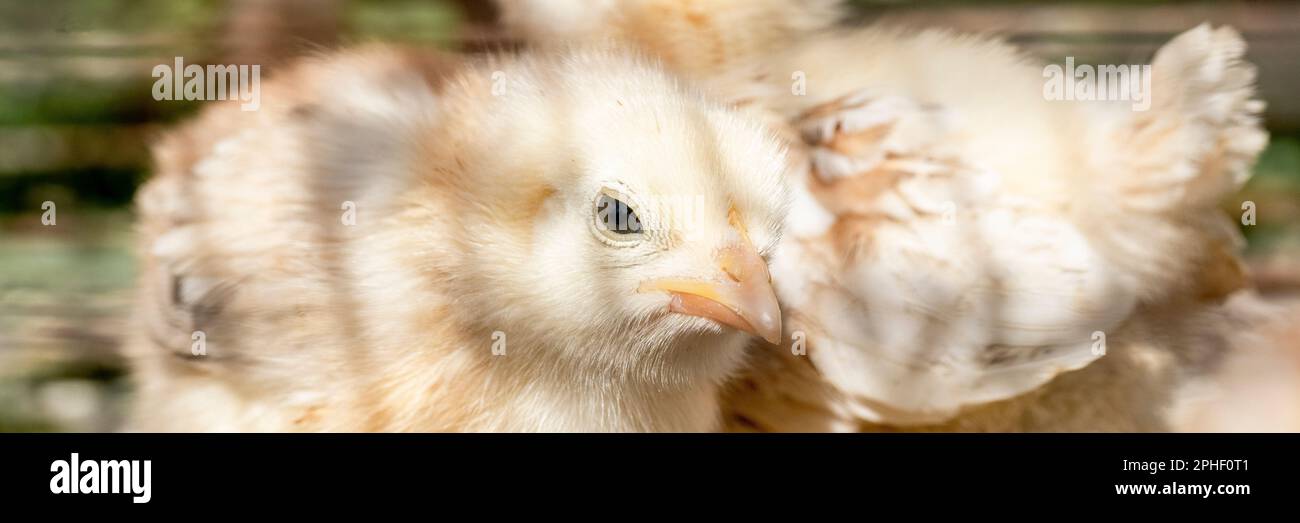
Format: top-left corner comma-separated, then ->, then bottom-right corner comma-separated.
719,247 -> 747,282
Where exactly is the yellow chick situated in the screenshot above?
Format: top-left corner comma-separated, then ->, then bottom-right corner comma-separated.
496,1 -> 1271,431
127,46 -> 791,432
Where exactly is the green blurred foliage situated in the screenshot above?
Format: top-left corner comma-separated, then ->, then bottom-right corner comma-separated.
1238,134 -> 1300,252
348,0 -> 463,42
0,0 -> 216,34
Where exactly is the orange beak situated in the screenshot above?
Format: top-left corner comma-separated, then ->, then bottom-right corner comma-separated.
637,210 -> 782,344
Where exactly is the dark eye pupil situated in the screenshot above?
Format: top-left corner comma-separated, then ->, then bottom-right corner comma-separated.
597,195 -> 642,234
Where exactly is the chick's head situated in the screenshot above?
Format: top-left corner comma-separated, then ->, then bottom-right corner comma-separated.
432,49 -> 791,382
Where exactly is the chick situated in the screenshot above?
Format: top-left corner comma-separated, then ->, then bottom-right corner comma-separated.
709,24 -> 1267,430
497,1 -> 1270,431
494,0 -> 842,81
127,46 -> 790,432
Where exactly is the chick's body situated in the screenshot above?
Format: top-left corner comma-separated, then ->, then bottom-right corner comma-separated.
129,47 -> 791,432
715,25 -> 1265,430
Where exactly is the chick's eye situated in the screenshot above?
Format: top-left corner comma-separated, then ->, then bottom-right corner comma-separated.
596,194 -> 643,235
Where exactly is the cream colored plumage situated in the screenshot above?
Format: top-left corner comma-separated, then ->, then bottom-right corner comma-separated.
497,0 -> 1271,431
128,46 -> 792,432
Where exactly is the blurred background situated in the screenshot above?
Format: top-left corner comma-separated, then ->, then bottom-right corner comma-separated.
0,0 -> 1297,431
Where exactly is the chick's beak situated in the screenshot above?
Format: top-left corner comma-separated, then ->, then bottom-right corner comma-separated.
638,219 -> 782,344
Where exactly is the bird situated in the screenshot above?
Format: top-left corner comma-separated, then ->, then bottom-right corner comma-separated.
125,45 -> 794,432
495,0 -> 1272,431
